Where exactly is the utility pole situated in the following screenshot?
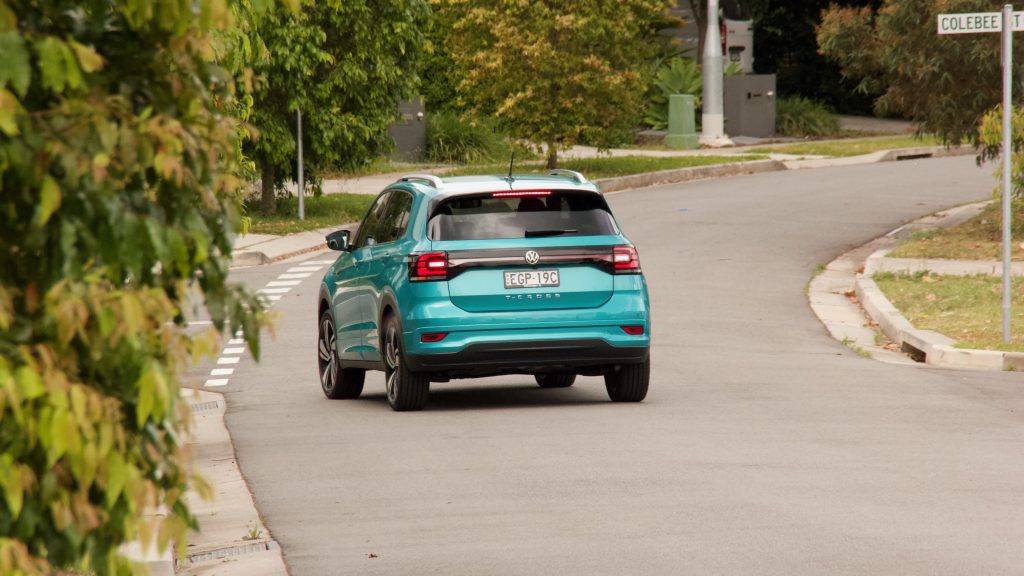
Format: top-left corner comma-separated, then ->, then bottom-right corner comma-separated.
700,0 -> 732,147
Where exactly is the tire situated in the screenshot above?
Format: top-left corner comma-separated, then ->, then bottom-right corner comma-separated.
382,315 -> 430,411
604,358 -> 649,402
535,373 -> 576,388
318,310 -> 365,399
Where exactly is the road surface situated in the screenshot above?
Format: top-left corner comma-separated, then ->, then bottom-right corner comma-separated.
212,156 -> 1024,575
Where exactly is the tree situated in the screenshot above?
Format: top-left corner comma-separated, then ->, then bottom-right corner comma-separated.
743,0 -> 879,113
818,0 -> 1024,142
0,0 -> 275,573
442,0 -> 673,168
245,0 -> 429,214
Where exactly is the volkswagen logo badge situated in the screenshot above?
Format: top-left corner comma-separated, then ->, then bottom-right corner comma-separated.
524,250 -> 540,265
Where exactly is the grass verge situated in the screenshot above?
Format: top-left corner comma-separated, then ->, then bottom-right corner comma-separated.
748,135 -> 941,158
888,200 -> 1024,261
438,154 -> 766,179
873,271 -> 1024,352
321,158 -> 443,179
245,194 -> 372,235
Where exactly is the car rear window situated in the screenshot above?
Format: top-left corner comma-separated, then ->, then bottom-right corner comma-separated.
427,190 -> 618,241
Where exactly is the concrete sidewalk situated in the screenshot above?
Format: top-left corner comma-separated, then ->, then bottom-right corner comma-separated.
808,201 -> 1024,372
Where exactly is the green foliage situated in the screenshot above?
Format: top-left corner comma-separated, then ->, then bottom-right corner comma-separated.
426,112 -> 509,164
441,0 -> 674,168
775,97 -> 841,137
420,1 -> 461,112
977,106 -> 1024,200
818,0 -> 1024,144
241,0 -> 430,210
0,0 -> 275,573
644,58 -> 702,130
743,0 -> 879,115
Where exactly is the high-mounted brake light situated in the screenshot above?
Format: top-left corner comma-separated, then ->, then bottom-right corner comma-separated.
492,190 -> 552,198
612,245 -> 641,274
409,252 -> 448,281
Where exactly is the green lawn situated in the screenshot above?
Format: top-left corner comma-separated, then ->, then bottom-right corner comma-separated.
748,135 -> 941,158
438,154 -> 766,180
245,194 -> 372,235
889,201 -> 1024,261
874,271 -> 1024,352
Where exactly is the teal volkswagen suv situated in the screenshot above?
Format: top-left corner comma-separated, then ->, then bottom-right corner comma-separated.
316,170 -> 650,411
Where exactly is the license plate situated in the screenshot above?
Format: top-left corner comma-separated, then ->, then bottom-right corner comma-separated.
504,269 -> 560,289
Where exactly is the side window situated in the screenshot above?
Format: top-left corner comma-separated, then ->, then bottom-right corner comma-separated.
354,191 -> 392,249
375,191 -> 413,244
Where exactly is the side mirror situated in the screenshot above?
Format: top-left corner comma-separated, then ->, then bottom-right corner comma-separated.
326,229 -> 350,251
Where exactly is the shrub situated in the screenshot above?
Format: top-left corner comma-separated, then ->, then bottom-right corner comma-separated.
426,112 -> 509,164
644,58 -> 703,130
775,97 -> 841,137
0,1 -> 269,573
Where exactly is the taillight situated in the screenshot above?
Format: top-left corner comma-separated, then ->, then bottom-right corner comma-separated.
409,252 -> 448,281
621,326 -> 645,335
612,245 -> 641,274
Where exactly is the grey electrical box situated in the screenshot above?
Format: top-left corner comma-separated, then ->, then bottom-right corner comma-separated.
724,75 -> 776,138
723,19 -> 754,73
388,98 -> 426,162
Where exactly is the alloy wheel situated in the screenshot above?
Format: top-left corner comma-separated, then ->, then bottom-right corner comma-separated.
318,315 -> 338,395
384,324 -> 401,403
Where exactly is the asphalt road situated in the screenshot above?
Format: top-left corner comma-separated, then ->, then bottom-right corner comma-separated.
216,156 -> 1024,575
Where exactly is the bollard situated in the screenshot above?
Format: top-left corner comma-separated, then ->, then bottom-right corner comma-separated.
665,94 -> 699,149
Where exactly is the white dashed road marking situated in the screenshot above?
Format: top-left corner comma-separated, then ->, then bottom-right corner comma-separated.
203,258 -> 324,388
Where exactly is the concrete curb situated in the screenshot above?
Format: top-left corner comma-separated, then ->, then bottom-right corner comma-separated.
594,159 -> 787,193
856,249 -> 1024,371
179,389 -> 288,575
809,200 -> 1023,372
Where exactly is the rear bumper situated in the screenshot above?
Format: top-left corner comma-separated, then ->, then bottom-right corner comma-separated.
405,339 -> 649,374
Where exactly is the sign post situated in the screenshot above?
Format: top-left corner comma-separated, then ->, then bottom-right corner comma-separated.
297,109 -> 305,221
938,5 -> 1017,343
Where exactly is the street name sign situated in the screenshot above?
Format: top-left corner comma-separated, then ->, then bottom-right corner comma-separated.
937,5 -> 1016,343
937,11 -> 1024,34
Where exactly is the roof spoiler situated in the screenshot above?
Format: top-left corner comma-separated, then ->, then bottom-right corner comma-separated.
399,174 -> 444,189
548,169 -> 589,184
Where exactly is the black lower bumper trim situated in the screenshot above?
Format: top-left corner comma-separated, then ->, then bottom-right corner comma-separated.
405,339 -> 648,375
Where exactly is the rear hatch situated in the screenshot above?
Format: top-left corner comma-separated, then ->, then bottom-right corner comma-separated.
424,189 -> 632,313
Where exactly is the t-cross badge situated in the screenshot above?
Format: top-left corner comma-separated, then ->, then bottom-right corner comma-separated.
316,171 -> 651,411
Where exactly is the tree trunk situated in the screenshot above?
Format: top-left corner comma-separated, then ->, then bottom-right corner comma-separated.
260,162 -> 276,215
687,0 -> 706,61
545,143 -> 558,170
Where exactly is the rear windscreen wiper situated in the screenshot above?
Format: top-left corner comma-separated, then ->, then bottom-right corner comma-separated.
524,229 -> 578,237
